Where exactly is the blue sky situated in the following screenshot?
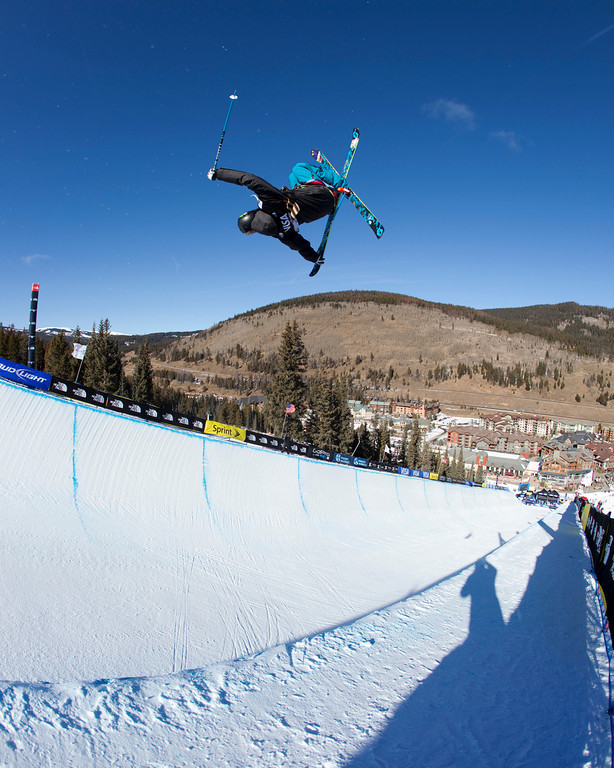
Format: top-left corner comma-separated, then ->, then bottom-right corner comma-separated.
2,1 -> 612,334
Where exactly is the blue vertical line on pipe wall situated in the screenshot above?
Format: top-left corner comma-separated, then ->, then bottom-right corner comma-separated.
72,404 -> 91,540
355,470 -> 369,517
297,457 -> 310,517
395,475 -> 407,515
72,405 -> 79,507
202,435 -> 220,531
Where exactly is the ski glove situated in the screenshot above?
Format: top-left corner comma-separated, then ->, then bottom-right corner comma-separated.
207,168 -> 217,181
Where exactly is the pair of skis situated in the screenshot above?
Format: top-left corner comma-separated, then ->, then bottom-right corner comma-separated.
308,129 -> 384,277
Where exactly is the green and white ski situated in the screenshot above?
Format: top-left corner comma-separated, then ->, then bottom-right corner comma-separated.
311,148 -> 384,240
309,128 -> 360,277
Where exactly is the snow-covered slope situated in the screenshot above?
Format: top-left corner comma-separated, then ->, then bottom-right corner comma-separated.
0,376 -> 610,766
0,376 -> 543,682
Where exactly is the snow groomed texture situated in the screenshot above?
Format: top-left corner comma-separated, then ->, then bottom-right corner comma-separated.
0,377 -> 546,682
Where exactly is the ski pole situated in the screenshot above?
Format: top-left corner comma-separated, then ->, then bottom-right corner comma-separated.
212,91 -> 238,171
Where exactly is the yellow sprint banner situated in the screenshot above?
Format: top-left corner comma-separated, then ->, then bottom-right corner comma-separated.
204,420 -> 246,442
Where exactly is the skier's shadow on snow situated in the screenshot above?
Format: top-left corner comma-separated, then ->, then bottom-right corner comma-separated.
343,504 -> 608,768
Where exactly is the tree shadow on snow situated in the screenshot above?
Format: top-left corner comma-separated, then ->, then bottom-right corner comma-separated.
343,504 -> 609,768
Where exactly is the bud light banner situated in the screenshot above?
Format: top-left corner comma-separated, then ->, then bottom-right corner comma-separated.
0,357 -> 52,391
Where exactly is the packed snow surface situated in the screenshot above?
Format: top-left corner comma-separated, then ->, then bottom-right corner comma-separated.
0,377 -> 610,766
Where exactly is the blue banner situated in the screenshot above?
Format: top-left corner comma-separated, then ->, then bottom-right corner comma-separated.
0,357 -> 52,391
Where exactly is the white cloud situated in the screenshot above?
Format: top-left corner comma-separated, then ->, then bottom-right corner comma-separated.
421,98 -> 476,130
582,23 -> 614,47
22,253 -> 51,265
489,130 -> 522,152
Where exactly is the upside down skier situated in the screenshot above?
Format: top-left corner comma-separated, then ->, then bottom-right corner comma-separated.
207,162 -> 344,264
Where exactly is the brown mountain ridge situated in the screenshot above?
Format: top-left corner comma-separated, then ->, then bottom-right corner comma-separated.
133,291 -> 614,427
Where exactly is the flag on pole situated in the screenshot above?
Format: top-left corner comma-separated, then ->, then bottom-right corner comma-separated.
72,343 -> 88,360
285,403 -> 296,414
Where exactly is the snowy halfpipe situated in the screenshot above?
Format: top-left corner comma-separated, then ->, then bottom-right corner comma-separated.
0,377 -> 545,681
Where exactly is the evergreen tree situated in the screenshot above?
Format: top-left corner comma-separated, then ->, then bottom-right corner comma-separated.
352,423 -> 374,460
333,376 -> 355,453
304,371 -> 328,446
431,447 -> 441,474
0,324 -> 45,369
306,373 -> 355,452
439,448 -> 450,477
35,335 -> 46,370
84,319 -> 123,393
450,449 -> 460,480
83,323 -> 99,388
370,416 -> 383,461
0,326 -> 27,363
132,340 -> 154,402
242,403 -> 264,431
44,331 -> 73,378
449,448 -> 465,480
404,417 -> 422,469
102,330 -> 123,393
217,398 -> 242,425
457,447 -> 466,481
264,321 -> 307,438
420,441 -> 433,473
399,424 -> 409,466
118,367 -> 131,397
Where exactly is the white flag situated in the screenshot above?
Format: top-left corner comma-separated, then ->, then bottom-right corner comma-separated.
72,343 -> 88,360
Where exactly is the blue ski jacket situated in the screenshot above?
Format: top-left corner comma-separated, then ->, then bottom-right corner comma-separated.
288,162 -> 343,190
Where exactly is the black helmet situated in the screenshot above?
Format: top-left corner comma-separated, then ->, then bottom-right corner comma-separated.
238,210 -> 257,235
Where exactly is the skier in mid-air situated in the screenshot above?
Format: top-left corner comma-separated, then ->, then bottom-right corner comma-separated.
207,162 -> 344,264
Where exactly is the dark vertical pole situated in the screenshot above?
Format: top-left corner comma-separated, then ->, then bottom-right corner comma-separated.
28,283 -> 39,369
